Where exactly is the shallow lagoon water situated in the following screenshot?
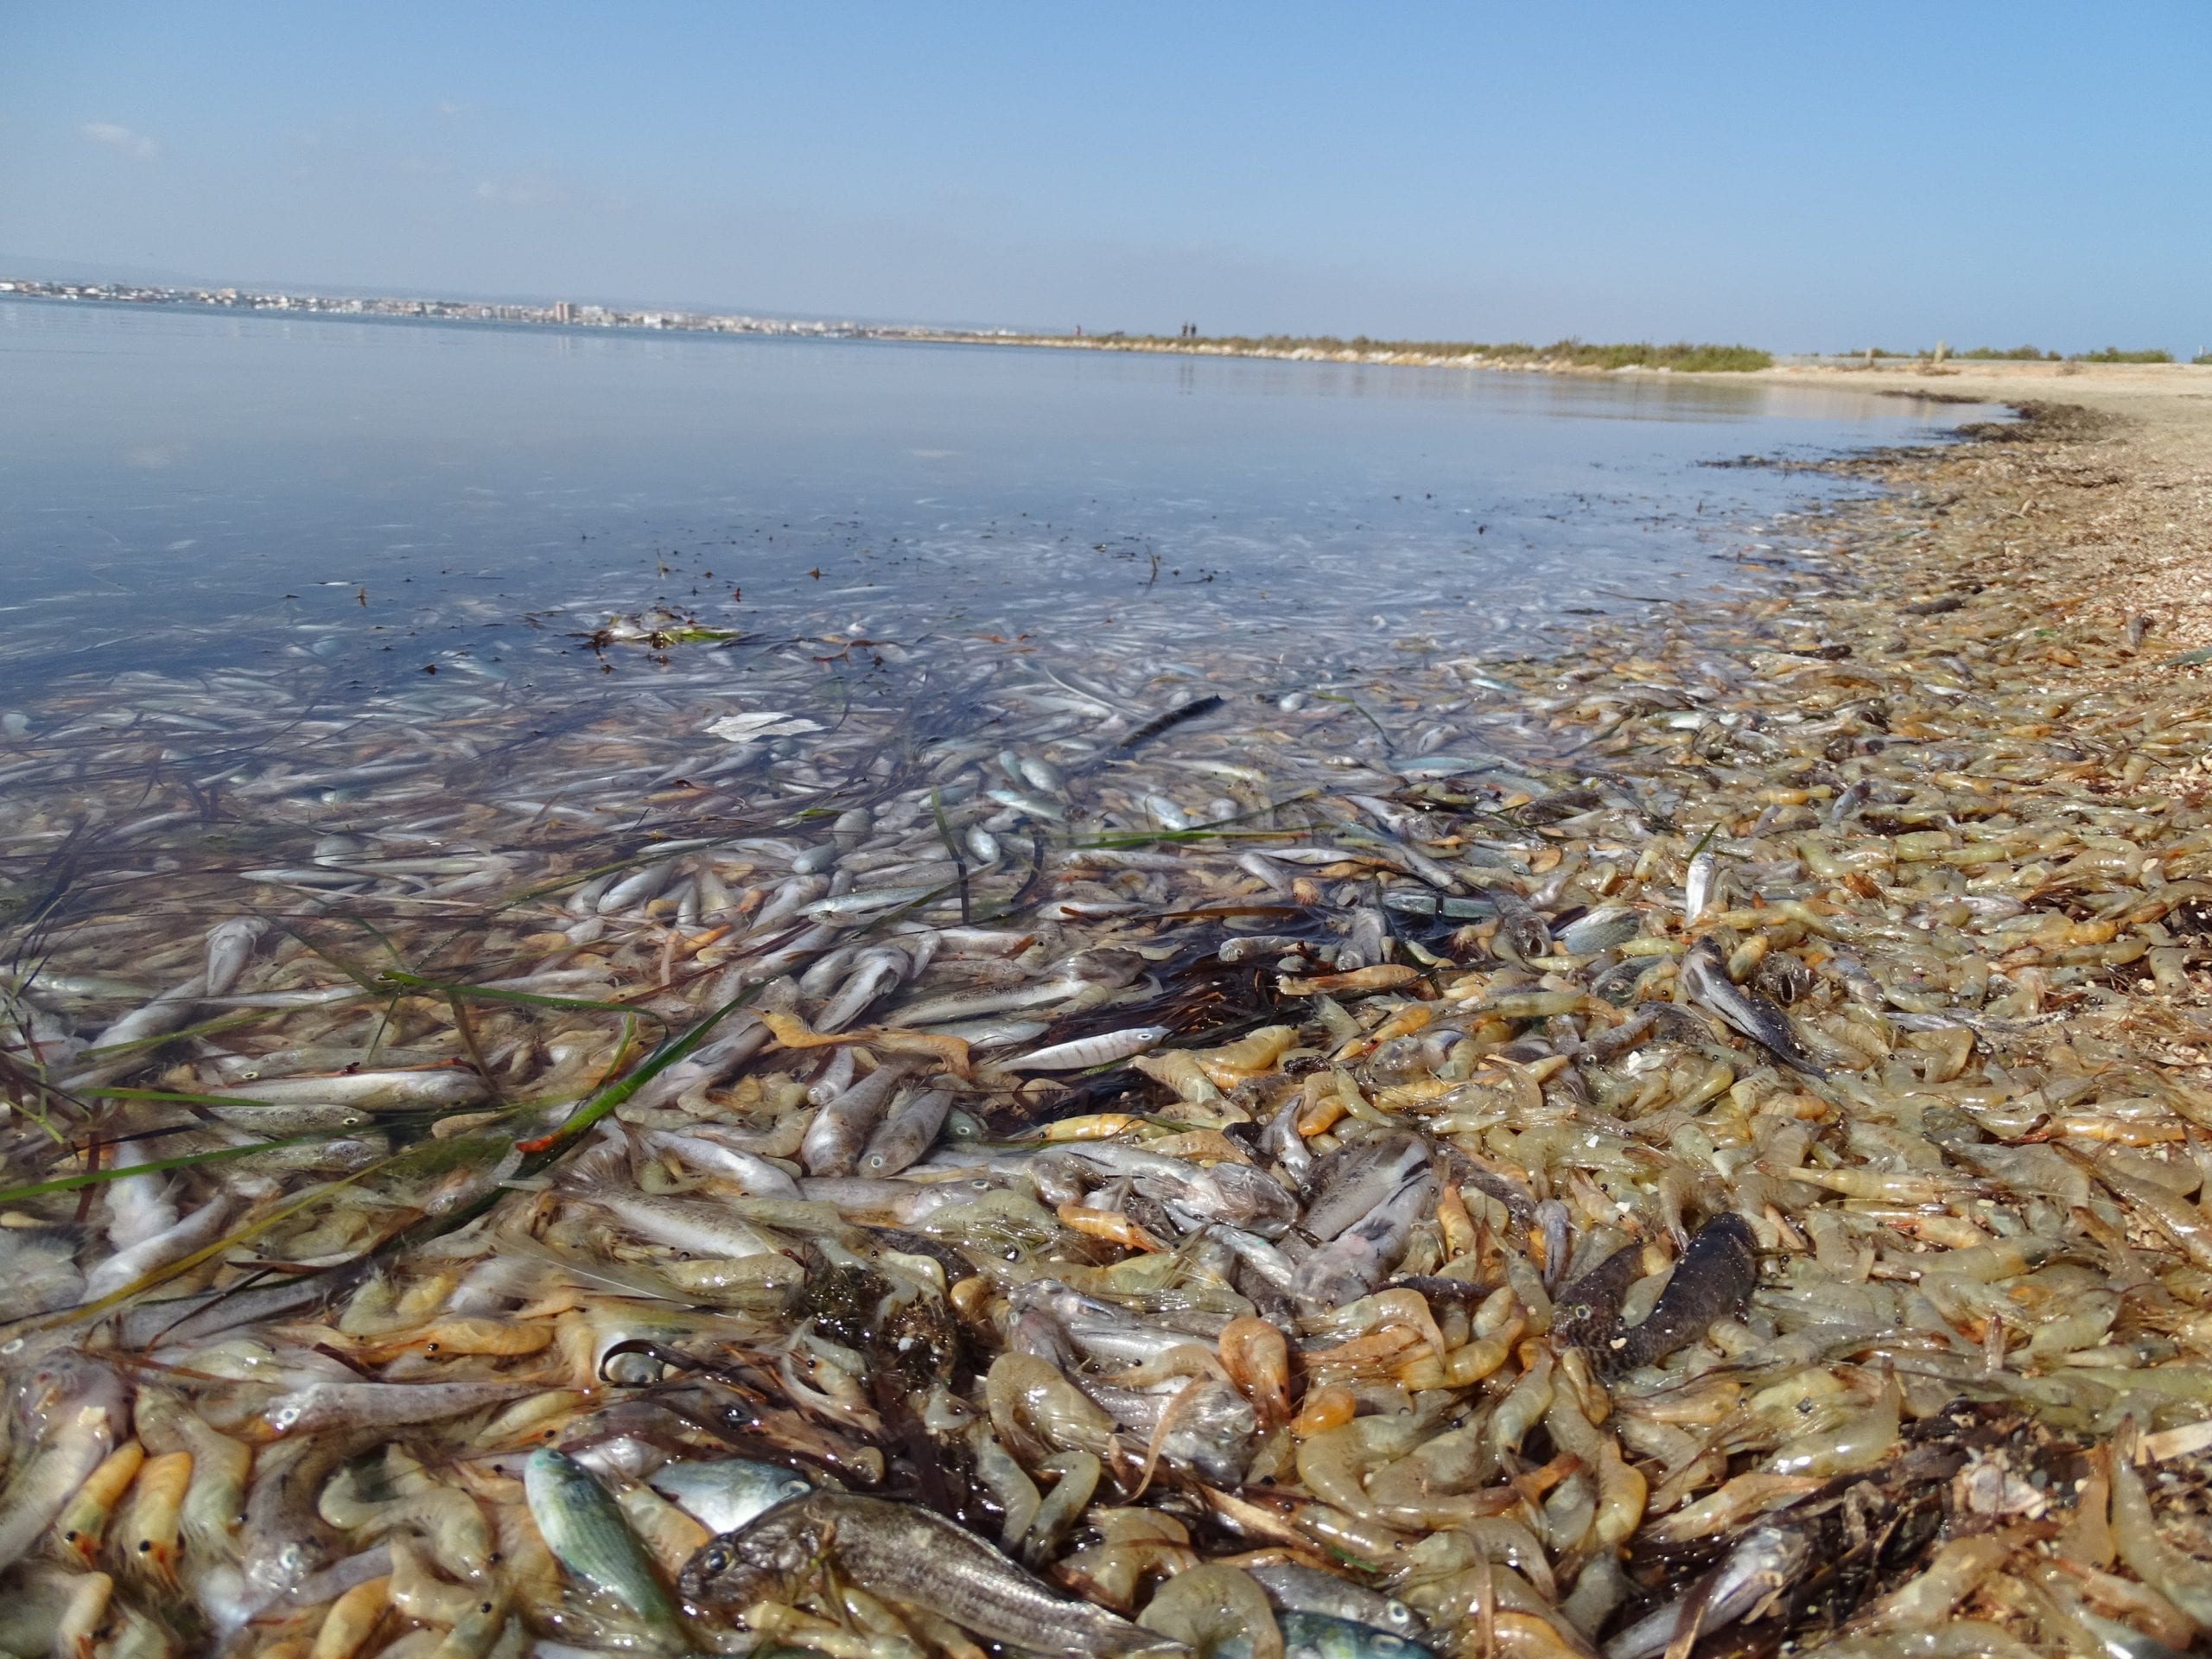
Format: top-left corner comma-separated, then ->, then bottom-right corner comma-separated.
0,298 -> 1977,703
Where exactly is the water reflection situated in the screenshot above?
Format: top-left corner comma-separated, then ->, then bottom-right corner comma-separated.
0,297 -> 1980,709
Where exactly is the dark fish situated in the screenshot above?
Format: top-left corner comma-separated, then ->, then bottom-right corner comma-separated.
1750,952 -> 1816,1005
1606,1213 -> 1759,1372
1678,938 -> 1828,1078
1604,1524 -> 1808,1658
1516,787 -> 1606,825
1117,696 -> 1225,752
1551,1243 -> 1647,1354
678,1492 -> 1174,1655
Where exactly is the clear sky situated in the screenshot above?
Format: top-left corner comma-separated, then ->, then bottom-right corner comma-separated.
3,2 -> 2206,353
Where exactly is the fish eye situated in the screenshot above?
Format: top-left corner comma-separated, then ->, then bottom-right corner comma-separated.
702,1545 -> 730,1573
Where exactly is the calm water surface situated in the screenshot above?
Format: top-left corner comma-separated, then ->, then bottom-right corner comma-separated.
0,298 -> 1980,707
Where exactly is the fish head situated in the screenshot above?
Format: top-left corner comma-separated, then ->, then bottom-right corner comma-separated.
1376,1599 -> 1426,1639
650,1458 -> 814,1535
679,1504 -> 830,1609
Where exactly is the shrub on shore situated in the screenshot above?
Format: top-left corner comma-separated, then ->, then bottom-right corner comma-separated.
2075,346 -> 2174,363
1960,345 -> 2061,360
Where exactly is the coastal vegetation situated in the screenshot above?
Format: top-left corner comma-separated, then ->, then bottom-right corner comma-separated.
1860,344 -> 2180,365
1102,333 -> 1773,371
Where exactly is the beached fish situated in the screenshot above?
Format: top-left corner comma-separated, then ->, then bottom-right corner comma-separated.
1678,937 -> 1828,1077
679,1492 -> 1172,1655
526,1447 -> 687,1639
0,392 -> 2203,1659
646,1458 -> 813,1535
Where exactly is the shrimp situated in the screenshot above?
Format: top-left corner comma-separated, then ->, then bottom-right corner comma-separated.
117,1449 -> 192,1586
50,1440 -> 144,1566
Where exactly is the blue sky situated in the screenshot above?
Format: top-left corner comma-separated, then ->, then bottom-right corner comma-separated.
3,3 -> 2206,352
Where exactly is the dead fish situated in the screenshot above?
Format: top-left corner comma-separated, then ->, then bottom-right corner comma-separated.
1294,1169 -> 1440,1313
1604,1524 -> 1808,1658
1005,1026 -> 1170,1071
679,1492 -> 1173,1656
1551,1243 -> 1648,1356
1679,938 -> 1828,1077
802,1058 -> 920,1177
1607,1213 -> 1760,1372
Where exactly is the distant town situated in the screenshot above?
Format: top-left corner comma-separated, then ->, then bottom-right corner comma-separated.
0,275 -> 1009,343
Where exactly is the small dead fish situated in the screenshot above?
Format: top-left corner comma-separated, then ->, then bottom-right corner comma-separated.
802,883 -> 950,919
858,1086 -> 953,1177
802,1058 -> 919,1177
526,1447 -> 684,1637
81,1192 -> 233,1303
590,1192 -> 788,1260
1604,1524 -> 1808,1658
1607,1213 -> 1759,1372
679,1491 -> 1168,1656
1279,1610 -> 1435,1658
261,1380 -> 529,1437
1303,1132 -> 1429,1243
1005,1025 -> 1170,1071
1294,1170 -> 1440,1313
1557,905 -> 1643,956
643,1130 -> 803,1198
1117,695 -> 1224,752
1679,938 -> 1827,1077
647,1458 -> 813,1535
0,1356 -> 127,1571
1247,1561 -> 1429,1644
200,1067 -> 489,1112
986,785 -> 1068,823
0,1224 -> 86,1322
1552,1243 -> 1647,1355
1682,848 -> 1717,925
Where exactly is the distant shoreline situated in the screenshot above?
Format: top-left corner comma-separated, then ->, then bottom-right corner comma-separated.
898,329 -> 1760,376
9,281 -> 2207,391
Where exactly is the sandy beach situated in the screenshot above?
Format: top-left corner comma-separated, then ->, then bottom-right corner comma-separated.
1768,359 -> 2212,648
